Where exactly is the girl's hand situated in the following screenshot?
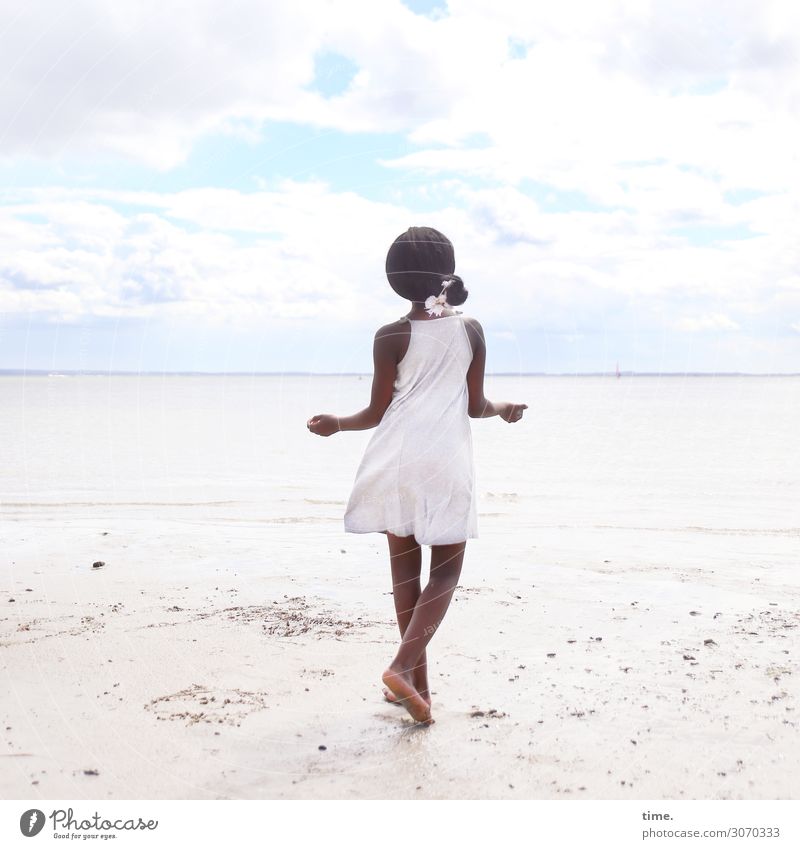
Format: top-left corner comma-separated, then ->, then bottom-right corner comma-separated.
499,402 -> 528,423
307,414 -> 340,437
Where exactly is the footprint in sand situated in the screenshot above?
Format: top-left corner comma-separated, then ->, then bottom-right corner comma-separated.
1,613 -> 106,647
145,684 -> 269,727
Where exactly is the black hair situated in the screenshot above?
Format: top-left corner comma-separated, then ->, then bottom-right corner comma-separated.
385,226 -> 468,306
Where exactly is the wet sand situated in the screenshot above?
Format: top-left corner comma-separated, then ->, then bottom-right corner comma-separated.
2,505 -> 798,800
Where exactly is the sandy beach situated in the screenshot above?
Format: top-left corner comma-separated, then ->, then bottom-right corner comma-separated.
2,505 -> 798,799
2,375 -> 798,799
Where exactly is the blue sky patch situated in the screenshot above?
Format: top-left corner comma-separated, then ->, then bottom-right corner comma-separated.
309,51 -> 360,97
508,37 -> 530,60
677,162 -> 720,180
687,78 -> 728,96
402,0 -> 448,18
518,178 -> 622,213
669,223 -> 758,245
0,124 -> 418,203
723,188 -> 770,205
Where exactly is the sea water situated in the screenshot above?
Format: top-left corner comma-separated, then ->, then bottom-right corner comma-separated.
1,375 -> 797,584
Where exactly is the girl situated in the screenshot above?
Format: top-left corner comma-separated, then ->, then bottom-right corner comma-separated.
307,226 -> 527,725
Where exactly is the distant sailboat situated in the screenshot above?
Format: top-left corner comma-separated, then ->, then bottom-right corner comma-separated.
615,361 -> 620,379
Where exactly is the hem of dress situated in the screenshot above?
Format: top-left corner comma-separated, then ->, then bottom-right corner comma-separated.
344,525 -> 479,546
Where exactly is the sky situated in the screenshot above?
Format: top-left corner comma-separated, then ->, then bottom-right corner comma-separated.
0,0 -> 798,374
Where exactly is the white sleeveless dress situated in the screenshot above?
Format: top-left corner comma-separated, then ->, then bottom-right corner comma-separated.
343,312 -> 479,546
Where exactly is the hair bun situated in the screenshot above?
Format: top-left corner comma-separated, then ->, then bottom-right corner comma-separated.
444,274 -> 468,306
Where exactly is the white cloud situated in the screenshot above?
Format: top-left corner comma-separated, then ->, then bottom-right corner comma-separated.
0,180 -> 792,336
1,1 -> 798,371
0,0 -> 450,168
376,2 -> 800,213
0,183 -> 419,324
3,0 -> 798,182
0,1 -> 321,167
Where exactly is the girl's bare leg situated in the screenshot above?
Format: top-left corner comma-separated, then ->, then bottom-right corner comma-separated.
382,540 -> 466,723
384,533 -> 430,704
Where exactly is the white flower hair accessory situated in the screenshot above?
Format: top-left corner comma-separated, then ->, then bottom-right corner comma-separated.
424,277 -> 454,316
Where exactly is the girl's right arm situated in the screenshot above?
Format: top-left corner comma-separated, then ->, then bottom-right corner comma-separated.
307,324 -> 398,436
465,318 -> 528,423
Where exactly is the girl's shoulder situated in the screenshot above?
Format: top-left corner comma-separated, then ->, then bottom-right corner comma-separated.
376,317 -> 411,335
459,313 -> 483,331
373,320 -> 411,355
459,314 -> 485,350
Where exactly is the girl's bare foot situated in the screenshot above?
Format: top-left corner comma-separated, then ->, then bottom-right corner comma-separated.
383,685 -> 431,707
381,666 -> 433,724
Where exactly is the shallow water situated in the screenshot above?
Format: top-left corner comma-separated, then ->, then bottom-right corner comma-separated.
2,375 -> 797,536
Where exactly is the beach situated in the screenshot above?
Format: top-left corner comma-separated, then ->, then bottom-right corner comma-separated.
1,374 -> 798,799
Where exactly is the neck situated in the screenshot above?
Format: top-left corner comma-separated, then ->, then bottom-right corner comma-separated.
406,302 -> 457,320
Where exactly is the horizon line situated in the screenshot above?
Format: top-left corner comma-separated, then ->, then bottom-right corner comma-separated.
2,369 -> 799,378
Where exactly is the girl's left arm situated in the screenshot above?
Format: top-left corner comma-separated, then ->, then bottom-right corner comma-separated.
307,325 -> 397,436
